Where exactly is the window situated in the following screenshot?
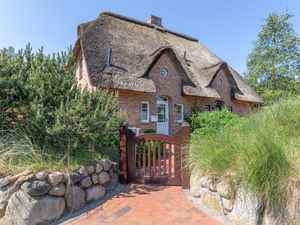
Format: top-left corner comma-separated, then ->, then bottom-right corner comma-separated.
141,102 -> 149,123
215,101 -> 222,111
205,105 -> 211,112
228,106 -> 233,112
176,104 -> 184,123
160,68 -> 168,78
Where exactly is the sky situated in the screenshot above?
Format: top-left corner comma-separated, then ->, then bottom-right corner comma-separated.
0,0 -> 299,74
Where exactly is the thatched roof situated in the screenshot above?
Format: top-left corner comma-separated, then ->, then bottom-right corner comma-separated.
74,12 -> 263,103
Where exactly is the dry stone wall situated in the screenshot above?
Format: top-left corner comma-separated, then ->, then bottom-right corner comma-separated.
190,169 -> 300,225
0,159 -> 118,225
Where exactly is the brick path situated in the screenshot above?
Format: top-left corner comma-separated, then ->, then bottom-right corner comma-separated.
63,184 -> 220,225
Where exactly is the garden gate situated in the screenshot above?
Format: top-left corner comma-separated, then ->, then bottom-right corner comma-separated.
119,123 -> 190,188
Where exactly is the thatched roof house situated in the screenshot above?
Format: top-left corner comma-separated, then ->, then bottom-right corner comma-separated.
74,12 -> 262,135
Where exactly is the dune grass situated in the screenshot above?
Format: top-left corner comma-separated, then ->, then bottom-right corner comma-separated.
189,96 -> 300,210
0,130 -> 116,176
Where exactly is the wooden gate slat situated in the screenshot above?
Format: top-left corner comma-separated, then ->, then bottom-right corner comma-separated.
163,142 -> 167,176
158,141 -> 161,176
137,143 -> 141,176
143,142 -> 146,176
153,141 -> 156,176
169,144 -> 172,176
148,140 -> 151,176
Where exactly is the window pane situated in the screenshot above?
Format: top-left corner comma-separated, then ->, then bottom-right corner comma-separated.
157,104 -> 166,122
177,104 -> 183,121
205,105 -> 211,112
141,103 -> 148,121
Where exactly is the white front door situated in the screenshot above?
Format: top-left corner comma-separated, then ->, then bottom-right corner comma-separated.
156,96 -> 169,135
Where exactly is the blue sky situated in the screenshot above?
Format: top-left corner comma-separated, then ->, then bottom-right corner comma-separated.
0,0 -> 299,74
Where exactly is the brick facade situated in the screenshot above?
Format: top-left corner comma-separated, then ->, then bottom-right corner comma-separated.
77,50 -> 253,135
118,51 -> 252,135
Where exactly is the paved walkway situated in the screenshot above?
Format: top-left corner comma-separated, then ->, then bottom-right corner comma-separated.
63,184 -> 220,225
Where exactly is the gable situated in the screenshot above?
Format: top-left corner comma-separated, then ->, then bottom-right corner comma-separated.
147,50 -> 187,97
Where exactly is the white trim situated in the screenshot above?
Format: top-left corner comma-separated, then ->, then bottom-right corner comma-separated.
141,101 -> 150,123
177,104 -> 184,123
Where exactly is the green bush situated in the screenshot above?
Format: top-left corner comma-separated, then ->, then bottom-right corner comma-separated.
0,44 -> 124,174
188,97 -> 300,211
143,128 -> 156,134
187,109 -> 239,135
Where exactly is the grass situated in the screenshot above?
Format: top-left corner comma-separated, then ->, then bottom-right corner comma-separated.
189,96 -> 300,211
0,130 -> 117,176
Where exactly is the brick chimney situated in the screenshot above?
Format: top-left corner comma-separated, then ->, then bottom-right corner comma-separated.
146,15 -> 162,27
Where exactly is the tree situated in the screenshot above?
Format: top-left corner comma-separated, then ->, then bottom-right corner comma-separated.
245,11 -> 300,103
0,44 -> 124,165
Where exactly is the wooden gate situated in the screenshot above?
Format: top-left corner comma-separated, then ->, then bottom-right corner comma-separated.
119,123 -> 190,188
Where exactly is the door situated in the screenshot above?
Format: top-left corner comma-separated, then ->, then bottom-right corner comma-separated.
157,96 -> 169,135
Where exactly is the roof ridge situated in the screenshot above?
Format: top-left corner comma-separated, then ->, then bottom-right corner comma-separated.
99,11 -> 199,42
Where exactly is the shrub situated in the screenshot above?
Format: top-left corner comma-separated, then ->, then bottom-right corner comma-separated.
0,44 -> 124,172
188,97 -> 300,211
143,128 -> 156,134
187,109 -> 239,135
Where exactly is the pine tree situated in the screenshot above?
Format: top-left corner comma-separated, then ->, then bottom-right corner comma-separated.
0,44 -> 124,164
245,11 -> 300,103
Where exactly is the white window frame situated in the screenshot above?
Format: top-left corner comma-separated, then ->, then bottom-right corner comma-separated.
141,101 -> 150,123
176,104 -> 184,123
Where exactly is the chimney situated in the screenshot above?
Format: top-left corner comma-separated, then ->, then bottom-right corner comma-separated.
146,15 -> 162,27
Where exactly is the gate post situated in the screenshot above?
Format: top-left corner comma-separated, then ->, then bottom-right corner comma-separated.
119,125 -> 128,184
181,122 -> 190,189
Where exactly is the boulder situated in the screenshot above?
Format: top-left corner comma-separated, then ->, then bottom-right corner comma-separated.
9,169 -> 33,183
207,177 -> 219,192
78,167 -> 88,177
91,173 -> 99,184
65,185 -> 85,212
66,172 -> 82,184
0,184 -> 19,218
228,187 -> 264,225
109,168 -> 115,177
190,170 -> 202,197
15,173 -> 34,185
21,181 -> 51,196
95,163 -> 103,173
221,197 -> 233,212
262,181 -> 300,225
104,174 -> 118,192
0,177 -> 11,189
35,171 -> 47,181
216,181 -> 234,199
5,190 -> 65,225
85,185 -> 105,203
99,171 -> 110,185
199,188 -> 223,215
86,166 -> 95,175
100,159 -> 112,171
48,172 -> 64,186
48,183 -> 66,197
199,176 -> 210,188
79,177 -> 92,189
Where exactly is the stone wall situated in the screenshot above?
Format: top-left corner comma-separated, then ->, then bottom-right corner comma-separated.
190,169 -> 300,225
0,159 -> 118,225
